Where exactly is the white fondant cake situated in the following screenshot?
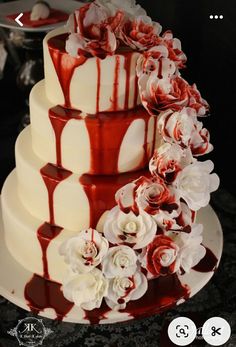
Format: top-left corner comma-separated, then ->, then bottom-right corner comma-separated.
1,0 -> 219,321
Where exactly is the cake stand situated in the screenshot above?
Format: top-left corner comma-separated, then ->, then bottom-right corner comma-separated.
0,200 -> 223,324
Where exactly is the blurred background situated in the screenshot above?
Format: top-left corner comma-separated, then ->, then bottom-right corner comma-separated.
0,0 -> 235,196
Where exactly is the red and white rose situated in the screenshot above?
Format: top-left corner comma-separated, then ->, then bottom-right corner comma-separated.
140,234 -> 179,277
135,176 -> 179,215
119,15 -> 162,51
149,143 -> 193,183
66,2 -> 123,58
158,107 -> 213,155
139,74 -> 209,116
161,31 -> 187,69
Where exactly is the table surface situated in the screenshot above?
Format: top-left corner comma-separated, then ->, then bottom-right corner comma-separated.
0,188 -> 235,347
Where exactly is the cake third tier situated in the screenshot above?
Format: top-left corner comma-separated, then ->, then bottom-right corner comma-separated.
16,126 -> 149,231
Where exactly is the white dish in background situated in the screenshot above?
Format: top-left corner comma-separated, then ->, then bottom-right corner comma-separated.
0,0 -> 81,32
0,201 -> 223,324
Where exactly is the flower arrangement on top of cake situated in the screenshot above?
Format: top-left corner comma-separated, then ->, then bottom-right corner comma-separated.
59,0 -> 220,311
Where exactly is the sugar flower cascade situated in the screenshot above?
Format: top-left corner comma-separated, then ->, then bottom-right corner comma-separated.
60,0 -> 219,311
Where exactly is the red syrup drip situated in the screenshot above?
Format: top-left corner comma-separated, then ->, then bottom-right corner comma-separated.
37,223 -> 63,279
158,59 -> 163,79
24,274 -> 73,320
152,116 -> 158,154
112,55 -> 120,111
124,53 -> 132,109
141,116 -> 150,168
133,74 -> 139,108
84,301 -> 111,324
84,274 -> 189,324
96,58 -> 101,113
121,274 -> 190,319
48,34 -> 87,108
193,246 -> 218,272
49,106 -> 82,167
85,108 -> 151,175
40,163 -> 72,225
80,169 -> 148,228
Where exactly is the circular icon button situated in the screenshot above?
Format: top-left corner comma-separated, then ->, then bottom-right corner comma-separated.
168,317 -> 197,346
202,317 -> 231,346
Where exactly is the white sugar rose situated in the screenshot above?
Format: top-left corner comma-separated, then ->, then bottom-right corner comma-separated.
60,228 -> 109,273
153,201 -> 194,232
149,143 -> 193,183
115,182 -> 137,212
153,208 -> 180,231
62,268 -> 108,310
102,245 -> 137,278
175,160 -> 220,211
105,271 -> 148,310
167,223 -> 206,273
103,206 -> 156,249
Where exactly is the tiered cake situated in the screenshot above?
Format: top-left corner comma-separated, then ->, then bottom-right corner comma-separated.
1,0 -> 219,322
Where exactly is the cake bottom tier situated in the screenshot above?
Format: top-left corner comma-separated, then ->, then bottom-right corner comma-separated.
2,170 -> 80,283
1,171 -> 85,282
16,126 -> 148,231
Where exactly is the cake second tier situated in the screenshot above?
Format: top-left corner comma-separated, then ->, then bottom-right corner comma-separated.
30,80 -> 160,175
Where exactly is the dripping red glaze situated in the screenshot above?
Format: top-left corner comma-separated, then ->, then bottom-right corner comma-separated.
40,163 -> 72,224
140,116 -> 150,168
85,107 -> 152,175
124,54 -> 132,109
84,274 -> 190,324
37,223 -> 63,279
49,106 -> 82,167
112,55 -> 120,111
84,301 -> 111,324
96,58 -> 101,113
133,74 -> 139,109
48,34 -> 87,108
158,58 -> 163,79
48,105 -> 154,175
152,116 -> 158,154
80,168 -> 149,228
121,274 -> 190,319
193,246 -> 218,272
25,274 -> 73,320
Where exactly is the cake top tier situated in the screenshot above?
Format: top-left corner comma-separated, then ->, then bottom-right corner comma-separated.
65,0 -> 161,59
44,30 -> 141,113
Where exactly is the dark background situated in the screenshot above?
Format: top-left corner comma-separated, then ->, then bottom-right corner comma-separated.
0,0 -> 236,196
